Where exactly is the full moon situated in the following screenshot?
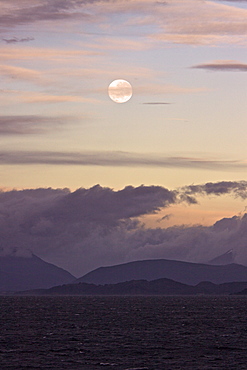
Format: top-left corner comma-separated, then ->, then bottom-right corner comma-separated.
108,79 -> 132,103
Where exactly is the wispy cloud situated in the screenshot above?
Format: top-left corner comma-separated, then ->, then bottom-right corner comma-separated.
216,1 -> 247,2
192,60 -> 247,72
21,92 -> 98,104
0,115 -> 76,135
83,37 -> 152,51
2,37 -> 34,44
157,213 -> 173,223
0,47 -> 98,62
135,84 -> 206,95
0,89 -> 98,107
150,0 -> 247,45
0,150 -> 246,172
181,181 -> 247,200
142,102 -> 171,105
0,64 -> 41,82
0,0 -> 92,30
57,65 -> 155,80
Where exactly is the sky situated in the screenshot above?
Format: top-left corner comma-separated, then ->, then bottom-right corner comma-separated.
0,0 -> 247,276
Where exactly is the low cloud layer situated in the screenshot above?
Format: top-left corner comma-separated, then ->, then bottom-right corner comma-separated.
0,182 -> 247,276
0,185 -> 176,274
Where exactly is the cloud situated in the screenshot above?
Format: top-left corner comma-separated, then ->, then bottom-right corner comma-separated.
142,102 -> 171,105
84,37 -> 152,51
0,89 -> 98,107
192,60 -> 247,72
150,0 -> 247,45
216,0 -> 247,2
0,64 -> 41,82
135,83 -> 206,95
124,214 -> 247,267
0,150 -> 246,172
157,213 -> 173,223
0,0 -> 92,30
0,182 -> 247,276
0,47 -> 98,62
1,0 -> 246,47
151,34 -> 246,46
181,181 -> 247,200
0,185 -> 177,273
0,49 -> 156,95
0,115 -> 73,135
21,93 -> 98,104
2,37 -> 34,44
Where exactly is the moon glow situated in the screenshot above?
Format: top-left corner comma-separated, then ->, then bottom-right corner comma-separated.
108,79 -> 132,103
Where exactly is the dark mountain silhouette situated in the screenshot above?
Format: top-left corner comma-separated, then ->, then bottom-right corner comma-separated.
75,259 -> 247,286
16,278 -> 247,296
208,249 -> 235,265
234,288 -> 247,295
0,254 -> 75,292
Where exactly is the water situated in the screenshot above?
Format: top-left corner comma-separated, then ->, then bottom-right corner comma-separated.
1,296 -> 247,369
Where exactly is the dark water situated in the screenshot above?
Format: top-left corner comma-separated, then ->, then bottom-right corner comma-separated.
1,296 -> 247,369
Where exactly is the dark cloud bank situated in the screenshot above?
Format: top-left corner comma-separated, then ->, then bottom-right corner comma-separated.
1,181 -> 247,276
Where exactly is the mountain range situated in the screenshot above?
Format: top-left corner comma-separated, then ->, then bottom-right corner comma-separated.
3,254 -> 247,294
76,258 -> 247,286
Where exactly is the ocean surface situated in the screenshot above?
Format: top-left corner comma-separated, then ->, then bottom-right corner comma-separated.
1,296 -> 247,369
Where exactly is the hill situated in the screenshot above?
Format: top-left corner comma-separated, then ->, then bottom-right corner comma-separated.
16,279 -> 247,296
0,254 -> 75,293
75,259 -> 247,286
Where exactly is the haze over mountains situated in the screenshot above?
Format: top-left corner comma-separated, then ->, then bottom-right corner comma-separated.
208,249 -> 234,265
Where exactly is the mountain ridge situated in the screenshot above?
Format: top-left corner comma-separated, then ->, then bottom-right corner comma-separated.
0,254 -> 75,292
75,258 -> 247,286
15,278 -> 247,296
